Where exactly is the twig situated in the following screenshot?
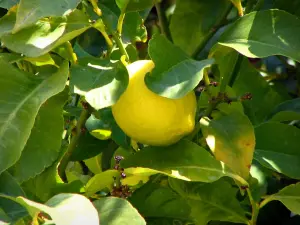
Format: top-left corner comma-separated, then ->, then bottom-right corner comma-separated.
247,188 -> 260,225
155,2 -> 173,42
58,108 -> 90,180
117,0 -> 130,35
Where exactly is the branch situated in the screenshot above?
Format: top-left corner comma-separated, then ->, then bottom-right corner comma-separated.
155,2 -> 173,42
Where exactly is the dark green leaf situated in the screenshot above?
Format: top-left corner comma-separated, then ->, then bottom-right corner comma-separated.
254,122 -> 300,179
116,0 -> 156,12
10,89 -> 68,182
121,139 -> 248,185
93,197 -> 146,225
0,60 -> 68,174
129,182 -> 192,221
169,178 -> 248,224
273,0 -> 300,18
0,172 -> 27,222
200,111 -> 255,179
13,0 -> 82,32
219,10 -> 300,62
70,57 -> 129,110
170,0 -> 231,56
267,98 -> 300,122
146,35 -> 214,98
123,12 -> 147,43
70,132 -> 115,161
2,10 -> 91,57
232,58 -> 288,125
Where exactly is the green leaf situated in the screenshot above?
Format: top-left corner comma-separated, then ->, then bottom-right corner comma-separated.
10,89 -> 68,182
273,0 -> 300,18
85,170 -> 120,197
86,114 -> 112,140
93,197 -> 146,225
0,60 -> 68,174
0,0 -> 19,9
200,111 -> 255,179
0,13 -> 16,37
254,122 -> 300,179
121,139 -> 248,185
123,12 -> 147,43
264,182 -> 300,214
169,178 -> 248,224
22,158 -> 84,202
0,53 -> 23,63
169,0 -> 231,56
116,0 -> 156,12
232,58 -> 288,125
129,182 -> 192,221
16,193 -> 99,225
0,172 -> 27,222
2,10 -> 91,57
70,57 -> 129,110
210,45 -> 240,91
267,98 -> 300,122
198,85 -> 244,114
219,9 -> 300,62
13,0 -> 82,32
146,35 -> 214,99
121,168 -> 157,186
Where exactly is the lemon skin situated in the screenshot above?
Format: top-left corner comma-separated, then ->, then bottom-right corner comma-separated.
112,60 -> 197,146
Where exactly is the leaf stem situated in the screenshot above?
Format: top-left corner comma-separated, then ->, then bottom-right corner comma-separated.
259,197 -> 272,209
247,188 -> 260,225
58,108 -> 90,180
112,31 -> 130,63
155,2 -> 173,42
65,41 -> 77,64
117,0 -> 130,35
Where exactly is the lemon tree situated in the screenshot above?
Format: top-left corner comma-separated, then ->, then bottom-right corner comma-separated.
1,1 -> 300,225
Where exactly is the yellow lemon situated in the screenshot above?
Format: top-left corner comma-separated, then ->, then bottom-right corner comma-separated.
112,60 -> 197,146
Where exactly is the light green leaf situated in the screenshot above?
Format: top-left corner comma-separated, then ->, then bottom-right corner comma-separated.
254,122 -> 300,179
170,0 -> 231,56
70,57 -> 129,110
146,35 -> 214,99
13,0 -> 82,32
2,10 -> 91,57
122,168 -> 157,186
0,60 -> 68,174
16,193 -> 99,225
86,114 -> 111,140
121,139 -> 248,185
85,170 -> 120,197
200,111 -> 255,179
10,89 -> 68,182
24,54 -> 57,67
169,178 -> 248,224
84,154 -> 102,174
0,13 -> 16,37
219,9 -> 300,62
93,197 -> 146,225
263,182 -> 300,214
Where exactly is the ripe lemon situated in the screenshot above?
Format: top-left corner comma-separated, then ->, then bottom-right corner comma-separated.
112,60 -> 196,146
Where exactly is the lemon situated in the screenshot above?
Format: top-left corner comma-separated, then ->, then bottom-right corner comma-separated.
112,60 -> 197,146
